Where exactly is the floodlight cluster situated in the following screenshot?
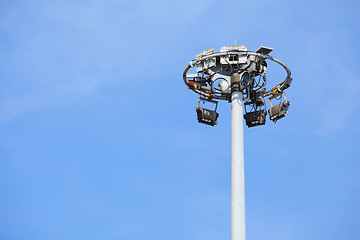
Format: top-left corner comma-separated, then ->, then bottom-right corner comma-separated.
183,46 -> 293,127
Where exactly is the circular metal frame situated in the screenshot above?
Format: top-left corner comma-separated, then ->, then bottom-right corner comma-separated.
183,50 -> 292,101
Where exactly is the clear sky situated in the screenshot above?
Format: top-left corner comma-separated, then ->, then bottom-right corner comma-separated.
1,0 -> 360,240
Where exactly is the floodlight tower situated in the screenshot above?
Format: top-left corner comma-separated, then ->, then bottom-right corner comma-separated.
183,45 -> 292,240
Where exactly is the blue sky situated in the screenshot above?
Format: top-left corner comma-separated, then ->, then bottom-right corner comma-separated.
1,0 -> 360,239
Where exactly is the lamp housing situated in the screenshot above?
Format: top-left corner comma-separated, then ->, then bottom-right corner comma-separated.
244,109 -> 266,127
268,101 -> 290,122
196,107 -> 219,126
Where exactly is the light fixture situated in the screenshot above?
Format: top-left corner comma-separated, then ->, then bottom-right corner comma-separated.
244,109 -> 266,127
218,80 -> 229,91
268,101 -> 290,122
196,97 -> 219,126
250,88 -> 266,106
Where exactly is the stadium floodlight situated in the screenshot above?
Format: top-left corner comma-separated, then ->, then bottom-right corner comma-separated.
244,109 -> 267,127
268,101 -> 291,122
182,45 -> 292,240
196,97 -> 219,126
268,92 -> 291,122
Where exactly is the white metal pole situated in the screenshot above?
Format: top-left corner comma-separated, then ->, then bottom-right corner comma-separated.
231,90 -> 246,240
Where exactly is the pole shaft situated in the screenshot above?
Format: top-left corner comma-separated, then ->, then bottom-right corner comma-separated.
231,91 -> 246,240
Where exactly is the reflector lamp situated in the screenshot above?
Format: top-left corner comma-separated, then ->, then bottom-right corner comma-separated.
196,107 -> 219,126
268,101 -> 290,122
244,110 -> 266,127
195,97 -> 219,126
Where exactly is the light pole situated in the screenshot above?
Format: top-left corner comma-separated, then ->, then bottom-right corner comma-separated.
183,45 -> 292,240
231,87 -> 246,240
